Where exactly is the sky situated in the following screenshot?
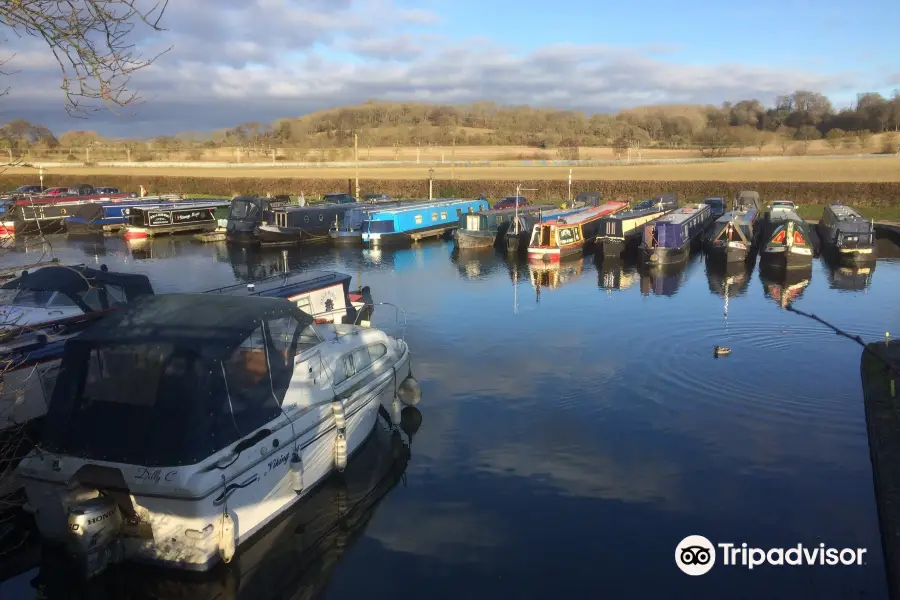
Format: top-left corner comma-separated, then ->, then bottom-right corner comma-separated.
1,0 -> 897,136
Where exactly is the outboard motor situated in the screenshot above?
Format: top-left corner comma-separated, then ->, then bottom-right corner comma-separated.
66,495 -> 124,579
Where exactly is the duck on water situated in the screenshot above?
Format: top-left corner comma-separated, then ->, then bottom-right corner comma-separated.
16,292 -> 420,579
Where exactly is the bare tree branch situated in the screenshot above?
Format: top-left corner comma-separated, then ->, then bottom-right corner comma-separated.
0,0 -> 170,115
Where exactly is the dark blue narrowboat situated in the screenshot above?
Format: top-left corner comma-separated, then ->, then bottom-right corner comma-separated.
225,195 -> 293,244
361,198 -> 489,246
256,201 -> 361,246
639,203 -> 714,265
455,204 -> 553,250
64,195 -> 222,235
817,203 -> 877,264
595,193 -> 678,259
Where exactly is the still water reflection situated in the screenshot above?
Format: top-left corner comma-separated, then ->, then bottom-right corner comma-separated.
2,233 -> 900,600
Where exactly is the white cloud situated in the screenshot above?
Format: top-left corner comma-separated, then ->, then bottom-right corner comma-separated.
0,0 -> 864,135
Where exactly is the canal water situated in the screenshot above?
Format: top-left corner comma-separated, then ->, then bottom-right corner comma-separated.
2,234 -> 900,600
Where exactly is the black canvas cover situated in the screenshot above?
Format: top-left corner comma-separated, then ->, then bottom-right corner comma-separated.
41,294 -> 315,466
1,265 -> 153,302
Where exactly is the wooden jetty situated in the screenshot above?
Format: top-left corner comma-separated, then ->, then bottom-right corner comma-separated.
194,230 -> 227,243
861,338 -> 900,600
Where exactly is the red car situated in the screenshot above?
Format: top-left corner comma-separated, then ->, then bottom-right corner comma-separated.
494,195 -> 528,209
43,187 -> 74,197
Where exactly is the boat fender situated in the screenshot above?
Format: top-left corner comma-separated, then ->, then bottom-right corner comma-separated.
219,513 -> 235,563
331,400 -> 346,431
334,433 -> 348,472
713,345 -> 731,357
397,376 -> 421,407
290,452 -> 303,494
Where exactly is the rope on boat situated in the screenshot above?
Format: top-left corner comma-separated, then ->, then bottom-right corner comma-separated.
785,305 -> 900,376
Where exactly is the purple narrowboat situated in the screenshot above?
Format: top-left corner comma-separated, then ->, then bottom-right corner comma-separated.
639,203 -> 714,265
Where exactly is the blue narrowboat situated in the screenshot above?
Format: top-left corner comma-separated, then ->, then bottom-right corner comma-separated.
595,193 -> 678,259
329,200 -> 433,245
361,198 -> 489,245
639,203 -> 714,265
64,196 -> 225,235
816,203 -> 877,264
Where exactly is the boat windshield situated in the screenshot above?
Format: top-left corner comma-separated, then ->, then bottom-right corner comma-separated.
228,198 -> 259,220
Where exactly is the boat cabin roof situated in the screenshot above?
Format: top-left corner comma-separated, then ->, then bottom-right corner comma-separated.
73,293 -> 313,360
479,204 -> 554,216
553,202 -> 626,226
206,269 -> 351,299
1,265 -> 153,300
655,204 -> 708,225
827,203 -> 866,221
367,198 -> 482,217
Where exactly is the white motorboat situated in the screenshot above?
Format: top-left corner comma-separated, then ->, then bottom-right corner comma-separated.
0,265 -> 154,333
16,293 -> 420,578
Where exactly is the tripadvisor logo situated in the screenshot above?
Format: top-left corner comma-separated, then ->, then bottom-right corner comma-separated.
675,535 -> 867,576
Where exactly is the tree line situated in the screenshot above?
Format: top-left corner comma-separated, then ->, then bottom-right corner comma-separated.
4,90 -> 900,160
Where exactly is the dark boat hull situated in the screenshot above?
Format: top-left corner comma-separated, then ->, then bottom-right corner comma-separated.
815,221 -> 877,265
504,231 -> 529,254
65,217 -> 125,235
256,224 -> 331,246
643,244 -> 690,265
759,246 -> 814,269
363,223 -> 454,246
706,243 -> 748,263
329,230 -> 363,246
595,237 -> 624,258
455,229 -> 496,249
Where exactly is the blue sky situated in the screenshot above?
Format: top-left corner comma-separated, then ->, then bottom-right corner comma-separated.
4,0 -> 896,134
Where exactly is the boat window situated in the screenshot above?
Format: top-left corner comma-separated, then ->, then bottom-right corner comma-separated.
574,228 -> 581,242
431,212 -> 437,222
48,292 -> 79,308
457,209 -> 463,217
41,342 -> 236,466
368,343 -> 387,362
496,215 -> 503,225
294,295 -> 312,314
79,287 -> 105,311
558,228 -> 575,244
267,316 -> 301,393
104,284 -> 128,306
228,199 -> 255,220
415,214 -> 423,225
441,211 -> 447,220
530,227 -> 541,246
468,206 -> 474,213
223,325 -> 282,432
352,346 -> 371,372
2,289 -> 54,307
336,353 -> 356,384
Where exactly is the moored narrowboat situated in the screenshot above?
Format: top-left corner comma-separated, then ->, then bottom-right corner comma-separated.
456,204 -> 552,250
759,205 -> 815,269
817,203 -> 877,264
122,201 -> 231,240
639,203 -> 714,265
527,201 -> 628,263
703,197 -> 727,219
505,206 -> 582,254
0,189 -> 135,238
705,190 -> 762,264
595,194 -> 677,259
64,195 -> 205,235
256,203 -> 361,246
225,195 -> 293,244
361,198 -> 489,246
329,201 -> 433,245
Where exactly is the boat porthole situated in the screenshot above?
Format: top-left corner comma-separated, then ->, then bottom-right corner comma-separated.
304,215 -> 310,223
319,214 -> 324,222
60,208 -> 66,215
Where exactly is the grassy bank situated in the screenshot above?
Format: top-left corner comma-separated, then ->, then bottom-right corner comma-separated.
5,157 -> 900,182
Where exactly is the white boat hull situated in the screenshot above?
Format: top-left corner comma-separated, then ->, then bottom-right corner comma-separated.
19,332 -> 412,572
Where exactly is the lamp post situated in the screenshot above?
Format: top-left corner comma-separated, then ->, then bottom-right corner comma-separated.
428,168 -> 434,201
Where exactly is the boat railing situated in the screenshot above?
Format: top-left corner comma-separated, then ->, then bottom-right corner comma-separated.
352,301 -> 408,341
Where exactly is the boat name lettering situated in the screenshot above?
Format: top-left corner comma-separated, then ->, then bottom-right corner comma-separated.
149,213 -> 171,226
134,467 -> 162,483
164,470 -> 177,481
173,211 -> 204,223
267,452 -> 289,472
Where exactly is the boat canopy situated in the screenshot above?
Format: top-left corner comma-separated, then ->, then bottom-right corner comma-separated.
0,266 -> 153,313
41,294 -> 315,466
